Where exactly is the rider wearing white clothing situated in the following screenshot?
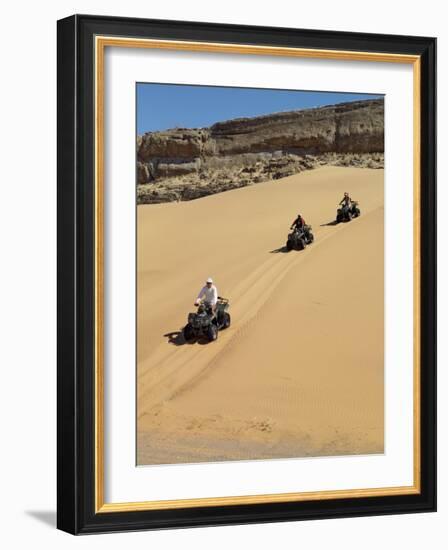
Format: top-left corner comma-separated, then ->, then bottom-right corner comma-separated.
195,277 -> 218,309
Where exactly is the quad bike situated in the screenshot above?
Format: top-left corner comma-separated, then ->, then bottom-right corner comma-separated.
286,225 -> 314,251
183,297 -> 231,343
336,201 -> 361,223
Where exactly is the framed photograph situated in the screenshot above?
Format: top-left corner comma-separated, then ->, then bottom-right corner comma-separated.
57,14 -> 436,534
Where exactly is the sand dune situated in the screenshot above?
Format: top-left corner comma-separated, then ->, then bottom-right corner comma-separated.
137,166 -> 384,465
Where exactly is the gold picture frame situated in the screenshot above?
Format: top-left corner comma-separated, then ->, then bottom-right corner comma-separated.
57,14 -> 436,534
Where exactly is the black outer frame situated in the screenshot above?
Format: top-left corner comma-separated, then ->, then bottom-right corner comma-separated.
57,14 -> 436,535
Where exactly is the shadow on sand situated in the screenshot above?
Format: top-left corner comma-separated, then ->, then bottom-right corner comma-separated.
269,246 -> 289,254
164,330 -> 211,346
164,330 -> 187,346
320,220 -> 339,227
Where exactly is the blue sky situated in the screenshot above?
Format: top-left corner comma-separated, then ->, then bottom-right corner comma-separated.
136,83 -> 383,135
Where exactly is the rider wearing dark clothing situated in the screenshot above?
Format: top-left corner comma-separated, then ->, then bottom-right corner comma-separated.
339,192 -> 352,207
290,214 -> 310,239
290,214 -> 306,230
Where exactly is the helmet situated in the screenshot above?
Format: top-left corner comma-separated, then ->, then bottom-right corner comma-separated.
344,192 -> 349,196
206,277 -> 213,284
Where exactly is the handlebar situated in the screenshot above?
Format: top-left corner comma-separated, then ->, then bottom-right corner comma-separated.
195,297 -> 229,306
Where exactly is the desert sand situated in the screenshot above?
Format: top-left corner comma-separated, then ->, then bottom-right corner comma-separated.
137,166 -> 384,465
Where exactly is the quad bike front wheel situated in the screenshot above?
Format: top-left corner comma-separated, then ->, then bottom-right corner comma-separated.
296,237 -> 306,250
207,324 -> 218,342
183,323 -> 195,342
222,312 -> 231,329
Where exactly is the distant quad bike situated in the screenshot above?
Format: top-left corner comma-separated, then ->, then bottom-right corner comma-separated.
183,297 -> 231,343
286,225 -> 314,251
336,201 -> 361,223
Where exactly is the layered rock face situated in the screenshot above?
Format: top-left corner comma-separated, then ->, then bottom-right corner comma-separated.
137,98 -> 384,203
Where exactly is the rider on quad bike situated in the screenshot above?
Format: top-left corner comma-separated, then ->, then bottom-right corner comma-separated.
195,277 -> 218,313
336,192 -> 361,222
287,213 -> 314,250
183,278 -> 231,342
290,214 -> 312,241
339,192 -> 352,208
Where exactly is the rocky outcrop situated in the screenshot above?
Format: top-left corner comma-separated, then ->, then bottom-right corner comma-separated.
137,99 -> 384,203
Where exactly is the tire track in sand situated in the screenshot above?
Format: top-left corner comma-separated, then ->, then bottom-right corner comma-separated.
170,206 -> 383,401
138,214 -> 367,414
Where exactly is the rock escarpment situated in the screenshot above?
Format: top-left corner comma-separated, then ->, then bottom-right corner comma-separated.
137,98 -> 384,203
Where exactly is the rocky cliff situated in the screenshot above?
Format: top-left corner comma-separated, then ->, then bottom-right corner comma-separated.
137,98 -> 384,203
